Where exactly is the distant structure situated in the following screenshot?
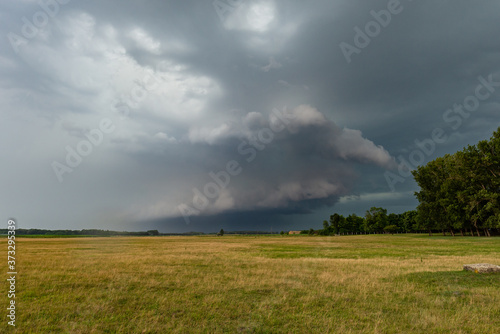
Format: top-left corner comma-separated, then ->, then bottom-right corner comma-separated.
288,231 -> 301,235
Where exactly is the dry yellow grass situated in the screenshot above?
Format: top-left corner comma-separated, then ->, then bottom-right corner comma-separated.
2,234 -> 499,333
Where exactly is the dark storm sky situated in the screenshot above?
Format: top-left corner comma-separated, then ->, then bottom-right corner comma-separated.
1,0 -> 499,232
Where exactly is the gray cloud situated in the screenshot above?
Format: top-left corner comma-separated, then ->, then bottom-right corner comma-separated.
1,0 -> 499,232
134,105 -> 395,223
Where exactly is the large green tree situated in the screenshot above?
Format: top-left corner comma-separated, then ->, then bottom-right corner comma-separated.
329,213 -> 342,235
412,127 -> 500,236
364,207 -> 388,233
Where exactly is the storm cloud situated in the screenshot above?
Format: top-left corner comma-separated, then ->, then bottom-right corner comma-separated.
1,0 -> 499,232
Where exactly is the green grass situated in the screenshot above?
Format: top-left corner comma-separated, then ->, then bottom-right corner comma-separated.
254,234 -> 500,259
2,234 -> 499,333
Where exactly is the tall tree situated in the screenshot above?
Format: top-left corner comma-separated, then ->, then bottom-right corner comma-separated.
329,214 -> 342,235
401,210 -> 417,233
413,127 -> 500,236
364,207 -> 388,233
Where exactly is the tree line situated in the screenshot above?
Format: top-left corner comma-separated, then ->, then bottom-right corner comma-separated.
0,229 -> 161,236
300,207 -> 419,236
304,127 -> 499,237
412,127 -> 499,236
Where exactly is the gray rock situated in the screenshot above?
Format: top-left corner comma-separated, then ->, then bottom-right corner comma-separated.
463,263 -> 500,273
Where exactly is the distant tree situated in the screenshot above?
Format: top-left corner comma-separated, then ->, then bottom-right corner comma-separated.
337,215 -> 350,234
147,230 -> 159,236
383,225 -> 398,235
329,214 -> 342,235
365,207 -> 388,233
341,215 -> 354,234
346,214 -> 365,234
386,213 -> 401,232
319,220 -> 335,236
217,229 -> 224,236
323,220 -> 329,230
401,210 -> 418,233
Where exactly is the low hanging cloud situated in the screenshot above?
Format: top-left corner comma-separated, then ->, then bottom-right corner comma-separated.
137,105 -> 396,222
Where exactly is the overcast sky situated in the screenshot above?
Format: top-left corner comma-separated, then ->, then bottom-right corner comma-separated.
1,0 -> 499,232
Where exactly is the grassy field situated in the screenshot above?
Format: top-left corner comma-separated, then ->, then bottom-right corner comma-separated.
3,234 -> 500,333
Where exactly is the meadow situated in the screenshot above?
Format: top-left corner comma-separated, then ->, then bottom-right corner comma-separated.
3,234 -> 500,333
